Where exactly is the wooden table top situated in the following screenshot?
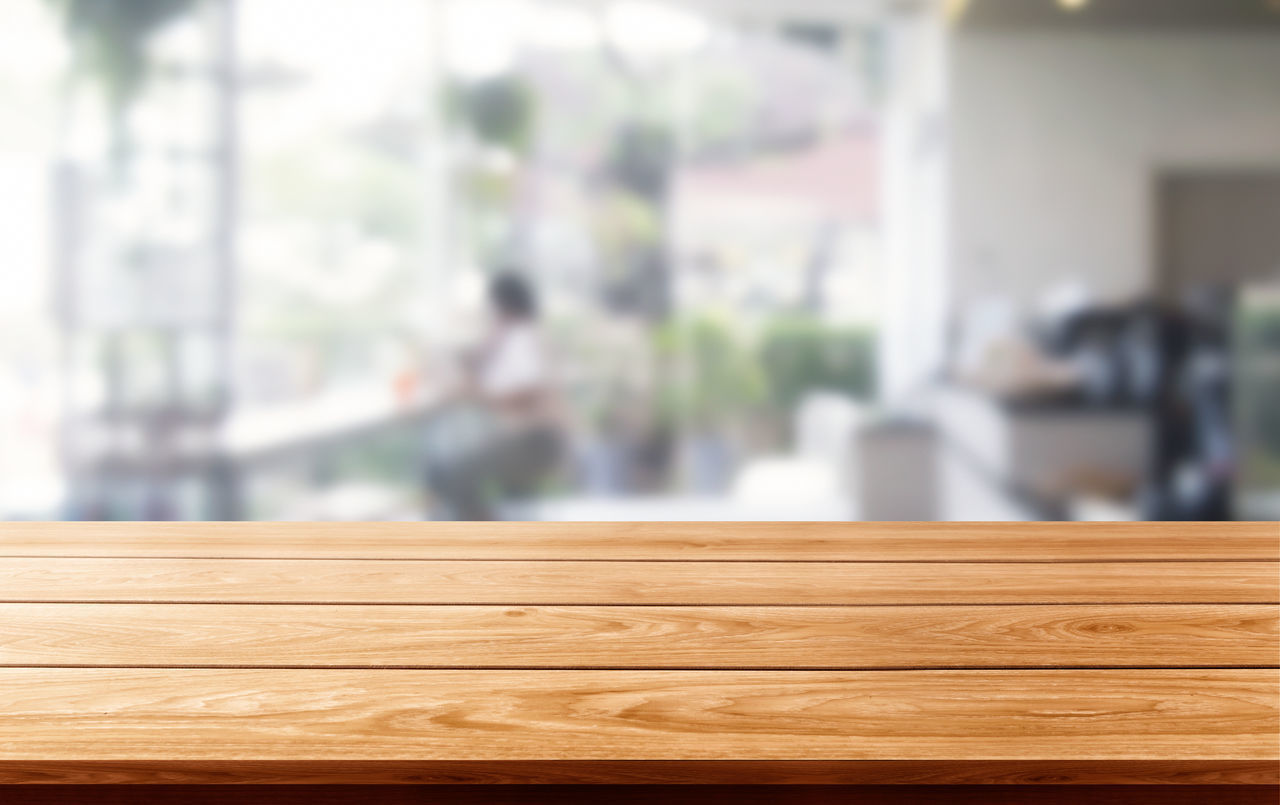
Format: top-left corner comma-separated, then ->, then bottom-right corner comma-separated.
0,521 -> 1276,786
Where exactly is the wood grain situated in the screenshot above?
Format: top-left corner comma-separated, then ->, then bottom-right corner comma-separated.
0,669 -> 1274,764
1,603 -> 1274,668
4,522 -> 1274,788
3,521 -> 1276,561
2,558 -> 1275,604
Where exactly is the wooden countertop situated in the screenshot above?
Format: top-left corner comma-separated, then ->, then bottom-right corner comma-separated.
0,521 -> 1276,787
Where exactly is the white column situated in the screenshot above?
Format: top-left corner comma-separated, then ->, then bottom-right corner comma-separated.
879,5 -> 949,407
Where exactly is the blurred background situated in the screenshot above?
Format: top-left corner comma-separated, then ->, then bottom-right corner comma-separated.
1,0 -> 1277,522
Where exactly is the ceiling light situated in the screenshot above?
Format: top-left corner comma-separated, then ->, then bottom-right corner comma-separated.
1057,0 -> 1090,10
943,0 -> 970,24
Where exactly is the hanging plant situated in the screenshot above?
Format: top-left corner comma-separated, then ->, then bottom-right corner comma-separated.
449,74 -> 536,156
45,0 -> 201,112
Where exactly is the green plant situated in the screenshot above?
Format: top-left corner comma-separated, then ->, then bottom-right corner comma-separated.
46,0 -> 200,111
1237,303 -> 1280,354
1236,296 -> 1280,486
653,313 -> 765,429
758,315 -> 876,409
449,75 -> 536,155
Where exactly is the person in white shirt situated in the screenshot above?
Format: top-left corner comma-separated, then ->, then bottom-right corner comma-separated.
424,272 -> 563,519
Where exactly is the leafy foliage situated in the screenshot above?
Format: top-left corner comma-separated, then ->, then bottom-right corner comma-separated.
653,313 -> 766,427
450,75 -> 535,154
45,0 -> 200,110
758,315 -> 876,408
1237,303 -> 1280,484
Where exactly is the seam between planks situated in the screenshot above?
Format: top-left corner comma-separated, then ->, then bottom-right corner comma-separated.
1,664 -> 1276,671
4,600 -> 1276,605
2,555 -> 1276,563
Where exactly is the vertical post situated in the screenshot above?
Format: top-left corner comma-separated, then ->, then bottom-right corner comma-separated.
211,0 -> 238,417
422,0 -> 451,330
879,5 -> 949,407
210,0 -> 240,518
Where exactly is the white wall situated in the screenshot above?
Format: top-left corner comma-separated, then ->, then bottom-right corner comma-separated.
949,32 -> 1280,309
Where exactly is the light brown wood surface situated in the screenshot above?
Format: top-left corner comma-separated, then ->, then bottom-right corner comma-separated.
0,521 -> 1275,787
3,521 -> 1277,560
1,669 -> 1275,760
2,558 -> 1275,604
1,603 -> 1274,668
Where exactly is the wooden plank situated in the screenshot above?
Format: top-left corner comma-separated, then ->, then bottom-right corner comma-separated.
1,785 -> 1277,805
2,558 -> 1275,604
2,521 -> 1276,561
1,603 -> 1274,668
0,670 -> 1273,772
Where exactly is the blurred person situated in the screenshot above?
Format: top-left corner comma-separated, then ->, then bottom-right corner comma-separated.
423,272 -> 564,520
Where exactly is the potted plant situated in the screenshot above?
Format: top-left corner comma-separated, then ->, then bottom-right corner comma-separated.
653,312 -> 765,492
